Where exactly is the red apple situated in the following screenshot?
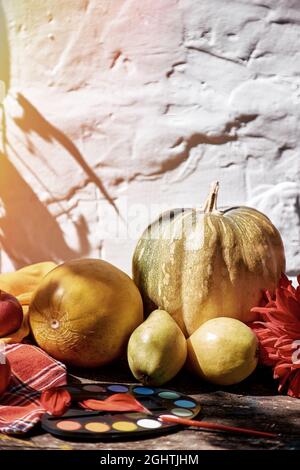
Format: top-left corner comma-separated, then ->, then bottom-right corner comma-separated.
0,290 -> 23,336
0,356 -> 11,396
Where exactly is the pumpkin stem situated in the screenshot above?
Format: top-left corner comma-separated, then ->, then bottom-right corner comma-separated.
204,181 -> 219,213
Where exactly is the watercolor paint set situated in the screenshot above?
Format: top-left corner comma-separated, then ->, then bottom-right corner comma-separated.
41,383 -> 201,440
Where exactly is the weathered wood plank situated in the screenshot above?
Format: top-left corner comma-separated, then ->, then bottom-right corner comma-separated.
1,362 -> 299,450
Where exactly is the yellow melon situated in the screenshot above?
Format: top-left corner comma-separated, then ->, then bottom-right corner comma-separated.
29,259 -> 143,367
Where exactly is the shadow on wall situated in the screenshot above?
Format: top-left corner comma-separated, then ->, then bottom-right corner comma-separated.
0,1 -> 9,96
0,150 -> 90,268
0,2 -> 110,269
13,93 -> 119,215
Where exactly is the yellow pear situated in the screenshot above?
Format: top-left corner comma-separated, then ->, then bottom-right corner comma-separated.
127,309 -> 187,386
187,317 -> 258,385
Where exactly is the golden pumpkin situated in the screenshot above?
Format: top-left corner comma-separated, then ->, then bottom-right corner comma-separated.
29,259 -> 143,367
133,182 -> 285,336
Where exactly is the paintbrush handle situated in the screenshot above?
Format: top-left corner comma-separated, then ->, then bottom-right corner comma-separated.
159,415 -> 277,438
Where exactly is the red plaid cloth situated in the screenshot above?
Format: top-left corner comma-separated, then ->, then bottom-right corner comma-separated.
0,343 -> 67,434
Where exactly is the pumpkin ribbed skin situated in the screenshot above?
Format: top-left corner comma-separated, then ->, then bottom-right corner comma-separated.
133,183 -> 285,337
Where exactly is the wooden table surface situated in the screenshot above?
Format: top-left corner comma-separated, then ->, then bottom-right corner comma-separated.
1,361 -> 299,451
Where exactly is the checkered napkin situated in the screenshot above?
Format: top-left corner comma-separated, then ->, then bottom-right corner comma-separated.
0,343 -> 67,434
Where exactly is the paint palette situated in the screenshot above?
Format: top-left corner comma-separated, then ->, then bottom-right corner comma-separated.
41,383 -> 201,440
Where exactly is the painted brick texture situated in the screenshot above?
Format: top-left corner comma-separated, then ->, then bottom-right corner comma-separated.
0,0 -> 299,275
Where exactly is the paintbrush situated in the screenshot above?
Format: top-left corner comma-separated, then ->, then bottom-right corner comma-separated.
159,415 -> 277,438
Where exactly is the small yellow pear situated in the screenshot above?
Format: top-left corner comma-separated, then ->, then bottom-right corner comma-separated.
127,309 -> 187,386
187,317 -> 258,385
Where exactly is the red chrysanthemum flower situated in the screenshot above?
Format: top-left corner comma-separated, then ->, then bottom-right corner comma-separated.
249,273 -> 300,398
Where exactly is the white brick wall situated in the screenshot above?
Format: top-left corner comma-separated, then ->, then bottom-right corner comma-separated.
0,0 -> 299,276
